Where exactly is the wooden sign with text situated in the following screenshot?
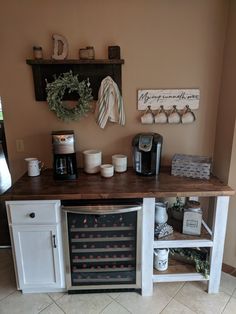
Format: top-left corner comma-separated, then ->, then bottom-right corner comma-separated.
138,89 -> 200,110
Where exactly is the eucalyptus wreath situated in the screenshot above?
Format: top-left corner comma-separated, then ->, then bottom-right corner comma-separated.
46,71 -> 93,121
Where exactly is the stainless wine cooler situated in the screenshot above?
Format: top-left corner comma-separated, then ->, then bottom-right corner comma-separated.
62,200 -> 142,293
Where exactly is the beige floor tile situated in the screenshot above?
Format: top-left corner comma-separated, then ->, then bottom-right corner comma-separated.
220,272 -> 236,296
175,282 -> 230,314
0,281 -> 16,301
101,300 -> 131,314
47,292 -> 66,301
116,289 -> 171,314
39,303 -> 65,314
0,291 -> 53,314
0,267 -> 17,301
0,250 -> 13,271
56,293 -> 112,314
155,281 -> 185,298
107,292 -> 121,299
222,296 -> 236,314
232,289 -> 236,298
161,299 -> 196,314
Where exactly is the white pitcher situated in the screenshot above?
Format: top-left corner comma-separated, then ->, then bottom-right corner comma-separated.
25,158 -> 43,177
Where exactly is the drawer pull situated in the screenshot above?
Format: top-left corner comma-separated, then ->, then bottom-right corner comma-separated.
52,235 -> 57,248
29,212 -> 35,218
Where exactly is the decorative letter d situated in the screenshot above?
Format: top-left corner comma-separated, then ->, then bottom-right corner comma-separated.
52,33 -> 69,60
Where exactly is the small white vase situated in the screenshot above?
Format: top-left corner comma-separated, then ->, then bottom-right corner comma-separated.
155,202 -> 168,224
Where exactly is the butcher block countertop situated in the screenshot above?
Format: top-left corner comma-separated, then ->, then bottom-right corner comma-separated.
1,168 -> 234,201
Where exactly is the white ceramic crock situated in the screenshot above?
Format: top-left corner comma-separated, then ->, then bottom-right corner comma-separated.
83,150 -> 102,174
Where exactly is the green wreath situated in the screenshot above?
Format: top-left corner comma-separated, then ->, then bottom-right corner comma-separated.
46,71 -> 93,121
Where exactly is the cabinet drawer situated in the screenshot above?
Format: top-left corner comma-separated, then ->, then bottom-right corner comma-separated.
7,201 -> 60,224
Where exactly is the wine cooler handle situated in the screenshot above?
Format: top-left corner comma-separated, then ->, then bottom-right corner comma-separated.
52,234 -> 57,248
62,204 -> 142,214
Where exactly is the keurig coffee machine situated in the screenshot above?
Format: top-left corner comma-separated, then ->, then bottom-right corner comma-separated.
52,130 -> 78,180
132,133 -> 163,176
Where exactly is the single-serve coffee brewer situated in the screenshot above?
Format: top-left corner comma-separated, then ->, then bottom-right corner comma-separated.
52,130 -> 78,180
132,133 -> 163,176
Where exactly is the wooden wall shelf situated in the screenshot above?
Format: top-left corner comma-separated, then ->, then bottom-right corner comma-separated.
26,59 -> 124,101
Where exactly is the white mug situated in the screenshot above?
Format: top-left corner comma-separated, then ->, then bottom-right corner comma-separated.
25,158 -> 43,177
141,112 -> 154,124
154,106 -> 168,124
181,106 -> 196,124
141,106 -> 154,124
168,106 -> 181,124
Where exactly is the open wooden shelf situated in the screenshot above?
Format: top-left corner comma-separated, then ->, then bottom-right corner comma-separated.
154,257 -> 195,274
152,258 -> 208,283
154,218 -> 213,248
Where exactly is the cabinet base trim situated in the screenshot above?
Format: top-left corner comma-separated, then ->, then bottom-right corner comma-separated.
153,273 -> 208,283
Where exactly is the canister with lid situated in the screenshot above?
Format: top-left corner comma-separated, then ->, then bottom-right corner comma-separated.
33,46 -> 43,59
182,200 -> 202,235
153,248 -> 169,271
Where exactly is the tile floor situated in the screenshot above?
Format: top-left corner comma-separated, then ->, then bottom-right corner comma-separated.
0,249 -> 236,314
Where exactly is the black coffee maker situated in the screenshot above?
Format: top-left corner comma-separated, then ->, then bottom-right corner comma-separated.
132,133 -> 163,176
52,130 -> 78,180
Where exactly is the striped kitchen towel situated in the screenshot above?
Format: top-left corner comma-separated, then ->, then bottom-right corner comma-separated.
96,76 -> 125,129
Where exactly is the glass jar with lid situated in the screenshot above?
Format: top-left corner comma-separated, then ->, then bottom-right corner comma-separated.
33,46 -> 43,59
182,200 -> 202,235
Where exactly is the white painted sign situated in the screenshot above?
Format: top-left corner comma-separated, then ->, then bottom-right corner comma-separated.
138,89 -> 200,110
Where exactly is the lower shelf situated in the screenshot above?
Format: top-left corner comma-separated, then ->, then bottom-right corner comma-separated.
153,258 -> 209,283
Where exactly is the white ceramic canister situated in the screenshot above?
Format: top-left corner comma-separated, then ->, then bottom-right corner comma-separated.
154,248 -> 169,271
100,164 -> 114,178
25,158 -> 42,177
112,154 -> 127,173
83,150 -> 102,174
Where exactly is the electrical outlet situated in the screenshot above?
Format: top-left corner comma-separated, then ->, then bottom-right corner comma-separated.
16,139 -> 24,152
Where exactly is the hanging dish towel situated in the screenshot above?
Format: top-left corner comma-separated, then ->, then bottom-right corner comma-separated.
96,76 -> 125,129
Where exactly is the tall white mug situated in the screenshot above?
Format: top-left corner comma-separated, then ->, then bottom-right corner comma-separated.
25,158 -> 42,177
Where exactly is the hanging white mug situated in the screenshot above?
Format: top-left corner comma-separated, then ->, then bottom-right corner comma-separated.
141,106 -> 154,124
154,106 -> 168,124
181,105 -> 196,124
168,106 -> 181,124
25,158 -> 43,177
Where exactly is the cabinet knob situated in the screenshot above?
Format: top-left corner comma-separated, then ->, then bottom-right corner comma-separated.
29,212 -> 35,218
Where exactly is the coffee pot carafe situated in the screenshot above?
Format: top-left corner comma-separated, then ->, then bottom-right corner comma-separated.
52,130 -> 78,180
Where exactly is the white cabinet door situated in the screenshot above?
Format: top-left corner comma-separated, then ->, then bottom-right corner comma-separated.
12,224 -> 64,292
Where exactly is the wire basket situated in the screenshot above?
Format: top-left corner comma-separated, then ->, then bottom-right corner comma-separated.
171,154 -> 212,180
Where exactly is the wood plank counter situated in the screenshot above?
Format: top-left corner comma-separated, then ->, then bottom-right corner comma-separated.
1,168 -> 234,201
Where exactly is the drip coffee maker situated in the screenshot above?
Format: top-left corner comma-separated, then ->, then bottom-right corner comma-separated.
52,130 -> 78,180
